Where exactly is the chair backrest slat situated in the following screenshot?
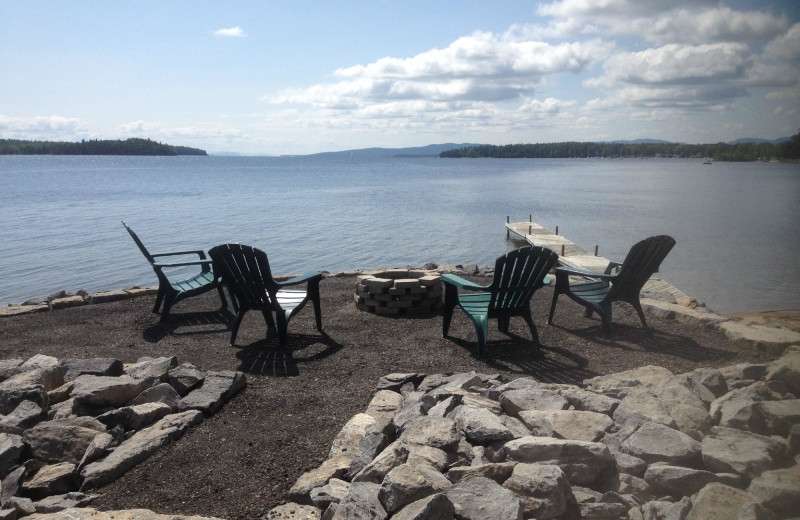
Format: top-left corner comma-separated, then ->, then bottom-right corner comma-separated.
122,221 -> 155,264
489,246 -> 558,311
210,244 -> 279,308
610,235 -> 676,299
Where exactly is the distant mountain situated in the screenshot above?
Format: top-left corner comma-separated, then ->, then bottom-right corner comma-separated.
305,143 -> 484,158
611,138 -> 675,144
727,137 -> 790,145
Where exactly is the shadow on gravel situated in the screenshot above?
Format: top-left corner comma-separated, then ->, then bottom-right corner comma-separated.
444,333 -> 599,385
553,322 -> 732,363
234,331 -> 343,376
141,309 -> 235,342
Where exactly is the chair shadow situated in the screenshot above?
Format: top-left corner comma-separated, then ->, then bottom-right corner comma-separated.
233,331 -> 343,377
444,332 -> 599,386
549,320 -> 734,364
142,308 -> 235,343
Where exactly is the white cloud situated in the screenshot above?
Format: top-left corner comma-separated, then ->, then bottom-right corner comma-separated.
764,22 -> 800,60
213,27 -> 247,38
267,31 -> 608,113
0,115 -> 88,140
536,1 -> 787,45
119,121 -> 247,143
594,43 -> 751,87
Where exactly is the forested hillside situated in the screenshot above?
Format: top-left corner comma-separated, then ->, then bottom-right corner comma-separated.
0,138 -> 207,156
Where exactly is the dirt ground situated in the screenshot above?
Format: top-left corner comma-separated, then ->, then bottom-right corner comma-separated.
0,274 -> 783,519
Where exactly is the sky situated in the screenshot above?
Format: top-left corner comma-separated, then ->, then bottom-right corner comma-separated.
1,1 -> 799,155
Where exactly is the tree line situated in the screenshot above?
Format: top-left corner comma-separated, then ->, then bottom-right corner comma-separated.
0,138 -> 207,156
440,132 -> 800,161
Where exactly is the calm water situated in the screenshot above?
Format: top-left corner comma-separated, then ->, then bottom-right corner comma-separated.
1,155 -> 798,312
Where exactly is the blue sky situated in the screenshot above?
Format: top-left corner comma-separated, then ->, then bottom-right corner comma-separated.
1,1 -> 799,155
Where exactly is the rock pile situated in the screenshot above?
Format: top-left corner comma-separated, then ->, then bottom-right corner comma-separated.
0,355 -> 245,518
274,346 -> 800,519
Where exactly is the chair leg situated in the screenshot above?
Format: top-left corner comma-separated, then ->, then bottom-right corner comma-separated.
598,303 -> 612,336
309,282 -> 323,331
153,287 -> 165,314
216,284 -> 228,310
442,285 -> 457,337
230,310 -> 246,346
470,315 -> 489,359
631,299 -> 649,329
523,307 -> 540,346
498,316 -> 510,333
160,296 -> 174,322
547,290 -> 560,325
276,311 -> 289,347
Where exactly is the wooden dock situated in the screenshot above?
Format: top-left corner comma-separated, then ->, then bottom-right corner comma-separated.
505,218 -> 689,302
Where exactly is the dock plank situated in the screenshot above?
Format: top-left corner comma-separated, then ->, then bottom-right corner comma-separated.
506,220 -> 687,302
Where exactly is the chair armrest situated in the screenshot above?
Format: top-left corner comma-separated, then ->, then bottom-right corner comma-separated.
441,274 -> 489,291
555,266 -> 616,281
151,250 -> 207,259
152,259 -> 212,268
604,261 -> 622,275
276,272 -> 323,287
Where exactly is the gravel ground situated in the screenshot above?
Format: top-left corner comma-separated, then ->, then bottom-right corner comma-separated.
0,274 -> 778,519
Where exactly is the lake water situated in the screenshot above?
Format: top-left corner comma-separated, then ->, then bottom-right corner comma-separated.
1,155 -> 798,313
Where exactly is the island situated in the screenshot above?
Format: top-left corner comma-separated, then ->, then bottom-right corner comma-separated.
0,138 -> 207,156
440,132 -> 800,162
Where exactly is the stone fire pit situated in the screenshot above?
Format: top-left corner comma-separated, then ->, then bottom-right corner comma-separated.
355,269 -> 442,316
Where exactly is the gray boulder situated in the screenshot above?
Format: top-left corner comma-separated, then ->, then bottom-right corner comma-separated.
517,410 -> 614,442
644,465 -> 722,498
444,476 -> 522,520
746,459 -> 800,518
23,419 -> 107,464
128,383 -> 182,410
167,363 -> 206,396
400,417 -> 460,452
332,482 -> 387,520
500,436 -> 615,486
392,493 -> 454,520
80,410 -> 203,490
378,463 -> 451,513
178,370 -> 246,415
613,388 -> 676,429
499,388 -> 568,418
685,482 -> 757,520
59,359 -> 123,381
502,463 -> 571,519
701,426 -> 786,478
70,375 -> 147,408
620,422 -> 701,467
452,406 -> 513,444
290,454 -> 356,504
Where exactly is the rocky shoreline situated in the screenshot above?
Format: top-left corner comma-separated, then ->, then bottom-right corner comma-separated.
0,355 -> 244,519
272,349 -> 800,519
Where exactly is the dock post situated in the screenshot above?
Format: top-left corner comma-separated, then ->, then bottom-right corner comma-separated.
595,245 -> 598,256
529,214 -> 532,222
506,216 -> 509,238
561,245 -> 565,256
555,226 -> 559,236
528,225 -> 531,234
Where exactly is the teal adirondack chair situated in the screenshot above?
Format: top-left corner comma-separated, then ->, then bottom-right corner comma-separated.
208,244 -> 323,347
442,246 -> 559,358
122,222 -> 229,321
548,235 -> 676,334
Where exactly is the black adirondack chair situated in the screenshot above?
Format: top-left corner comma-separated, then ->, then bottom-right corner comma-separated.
122,222 -> 229,321
208,244 -> 323,347
548,235 -> 676,334
442,246 -> 559,358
